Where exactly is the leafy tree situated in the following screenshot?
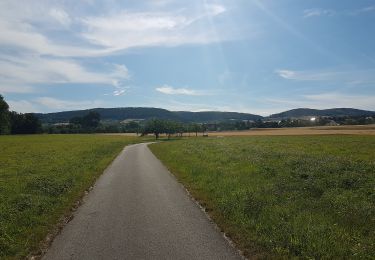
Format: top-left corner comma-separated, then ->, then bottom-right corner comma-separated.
0,94 -> 11,134
82,111 -> 101,128
165,120 -> 185,139
123,121 -> 141,134
69,116 -> 82,125
69,111 -> 101,130
191,123 -> 201,137
144,119 -> 166,139
10,112 -> 41,134
175,121 -> 184,137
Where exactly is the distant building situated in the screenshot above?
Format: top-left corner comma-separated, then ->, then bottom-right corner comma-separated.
120,119 -> 145,124
325,120 -> 339,126
53,123 -> 71,127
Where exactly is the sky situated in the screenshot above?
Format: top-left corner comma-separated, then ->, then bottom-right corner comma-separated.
1,0 -> 375,116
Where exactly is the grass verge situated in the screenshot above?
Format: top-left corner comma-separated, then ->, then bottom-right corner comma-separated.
149,135 -> 375,258
0,134 -> 145,259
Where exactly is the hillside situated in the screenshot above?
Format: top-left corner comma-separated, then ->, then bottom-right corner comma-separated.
36,107 -> 263,123
35,107 -> 375,124
269,108 -> 375,119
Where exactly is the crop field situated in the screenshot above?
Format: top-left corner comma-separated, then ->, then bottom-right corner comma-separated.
150,135 -> 375,258
0,134 -> 143,259
208,124 -> 375,136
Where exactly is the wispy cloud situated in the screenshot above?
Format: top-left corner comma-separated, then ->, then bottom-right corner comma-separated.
81,4 -> 228,51
8,97 -> 105,113
304,5 -> 375,18
0,54 -> 130,93
35,97 -> 104,111
348,5 -> 375,16
276,69 -> 338,81
155,85 -> 204,96
49,8 -> 72,27
275,68 -> 375,84
7,100 -> 39,113
0,85 -> 35,94
303,8 -> 335,18
0,1 -> 231,97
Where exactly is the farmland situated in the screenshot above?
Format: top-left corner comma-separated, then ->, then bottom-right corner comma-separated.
0,135 -> 144,259
208,124 -> 375,136
150,135 -> 375,258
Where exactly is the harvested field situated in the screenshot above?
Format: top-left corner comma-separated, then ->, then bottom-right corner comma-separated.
208,125 -> 375,136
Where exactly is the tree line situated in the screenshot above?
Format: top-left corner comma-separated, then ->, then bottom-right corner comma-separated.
46,115 -> 207,138
0,95 -> 41,134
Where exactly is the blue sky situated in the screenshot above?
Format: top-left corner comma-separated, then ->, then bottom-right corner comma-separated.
1,0 -> 375,116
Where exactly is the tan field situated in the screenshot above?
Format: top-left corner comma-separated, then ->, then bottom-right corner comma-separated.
207,124 -> 375,136
102,124 -> 375,137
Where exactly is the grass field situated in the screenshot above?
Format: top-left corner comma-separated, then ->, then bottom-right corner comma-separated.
0,134 -> 144,259
150,135 -> 375,258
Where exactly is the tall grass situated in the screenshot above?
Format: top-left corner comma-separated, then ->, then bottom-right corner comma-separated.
150,136 -> 375,258
0,135 -> 142,259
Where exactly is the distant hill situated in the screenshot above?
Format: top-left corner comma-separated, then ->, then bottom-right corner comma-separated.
36,107 -> 375,124
269,108 -> 375,119
36,107 -> 263,123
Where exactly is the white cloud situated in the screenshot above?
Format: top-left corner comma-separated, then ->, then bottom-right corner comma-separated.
0,18 -> 106,58
276,69 -> 341,81
49,8 -> 71,27
8,97 -> 107,113
0,84 -> 34,94
156,85 -> 203,96
304,6 -> 375,18
35,97 -> 104,111
0,2 -> 231,57
7,100 -> 39,113
81,5 -> 228,50
303,8 -> 335,18
275,68 -> 375,84
0,54 -> 129,93
0,1 -> 232,98
111,64 -> 130,80
113,89 -> 126,96
348,5 -> 375,16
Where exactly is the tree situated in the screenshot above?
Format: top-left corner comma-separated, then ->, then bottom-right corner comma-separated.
10,112 -> 41,134
191,123 -> 201,137
82,111 -> 101,128
0,94 -> 11,134
69,111 -> 101,130
123,121 -> 141,134
144,119 -> 166,139
175,122 -> 184,137
69,116 -> 82,125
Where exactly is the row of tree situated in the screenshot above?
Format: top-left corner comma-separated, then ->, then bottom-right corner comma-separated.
0,95 -> 41,134
142,119 -> 205,139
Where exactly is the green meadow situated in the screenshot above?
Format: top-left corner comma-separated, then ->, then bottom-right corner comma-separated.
0,135 -> 143,259
150,135 -> 375,258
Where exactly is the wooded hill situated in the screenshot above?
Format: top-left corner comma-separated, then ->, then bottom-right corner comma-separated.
35,107 -> 375,123
269,108 -> 375,119
35,107 -> 263,123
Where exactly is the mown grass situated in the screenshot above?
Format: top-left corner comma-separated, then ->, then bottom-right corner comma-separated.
150,136 -> 375,258
0,134 -> 145,259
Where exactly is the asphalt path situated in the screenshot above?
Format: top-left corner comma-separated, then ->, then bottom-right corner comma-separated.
43,143 -> 241,260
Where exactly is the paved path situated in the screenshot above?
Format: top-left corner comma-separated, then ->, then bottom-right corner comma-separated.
44,143 -> 241,260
